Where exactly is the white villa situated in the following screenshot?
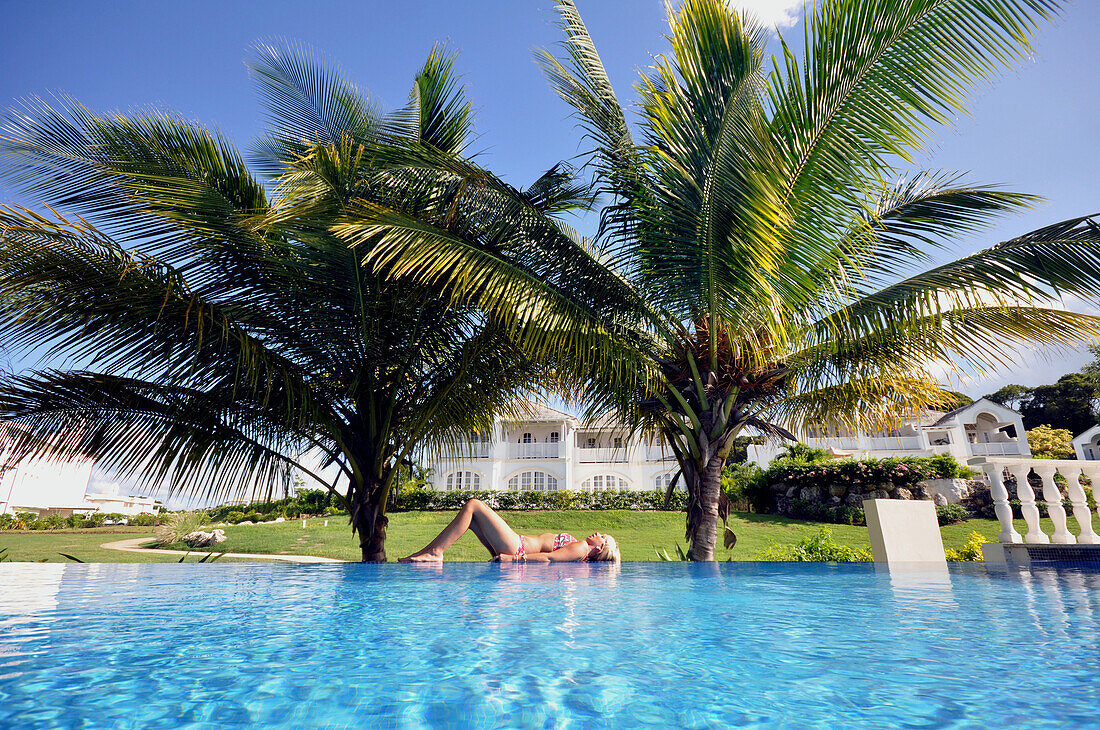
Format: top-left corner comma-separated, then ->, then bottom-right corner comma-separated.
1072,425 -> 1100,460
428,399 -> 1033,492
0,424 -> 161,517
426,404 -> 678,493
747,398 -> 1031,465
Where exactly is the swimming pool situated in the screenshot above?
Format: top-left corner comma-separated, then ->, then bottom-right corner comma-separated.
1,562 -> 1098,728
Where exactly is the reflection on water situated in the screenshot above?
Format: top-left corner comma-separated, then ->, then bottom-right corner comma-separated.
0,562 -> 1098,728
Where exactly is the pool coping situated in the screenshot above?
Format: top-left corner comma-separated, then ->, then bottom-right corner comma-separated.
99,537 -> 348,563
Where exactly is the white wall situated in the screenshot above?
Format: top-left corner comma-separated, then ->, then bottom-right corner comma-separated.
0,456 -> 94,515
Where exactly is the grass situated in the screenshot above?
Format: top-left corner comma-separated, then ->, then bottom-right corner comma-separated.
4,510 -> 1085,562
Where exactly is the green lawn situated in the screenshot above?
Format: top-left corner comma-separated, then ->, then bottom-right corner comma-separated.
3,510 -> 1075,563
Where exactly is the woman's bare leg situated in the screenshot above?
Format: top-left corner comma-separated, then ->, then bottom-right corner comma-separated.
398,499 -> 521,562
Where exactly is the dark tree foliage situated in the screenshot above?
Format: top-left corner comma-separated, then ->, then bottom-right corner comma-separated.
1019,373 -> 1097,434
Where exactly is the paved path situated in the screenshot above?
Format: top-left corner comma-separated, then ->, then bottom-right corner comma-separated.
100,537 -> 347,563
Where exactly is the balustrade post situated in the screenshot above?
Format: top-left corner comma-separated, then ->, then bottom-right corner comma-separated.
1007,464 -> 1048,544
1033,465 -> 1075,544
1063,466 -> 1100,544
983,463 -> 1022,544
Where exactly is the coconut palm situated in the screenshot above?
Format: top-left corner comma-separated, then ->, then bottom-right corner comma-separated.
346,0 -> 1100,559
0,44 -> 567,561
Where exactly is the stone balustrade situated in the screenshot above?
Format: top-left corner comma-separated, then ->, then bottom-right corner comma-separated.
973,457 -> 1100,545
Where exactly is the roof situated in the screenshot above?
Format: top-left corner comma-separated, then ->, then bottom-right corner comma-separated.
930,398 -> 1020,427
578,412 -> 628,430
501,401 -> 577,423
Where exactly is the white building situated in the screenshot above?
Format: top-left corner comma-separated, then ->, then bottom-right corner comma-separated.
1072,425 -> 1100,460
747,398 -> 1031,465
0,424 -> 161,517
426,404 -> 679,492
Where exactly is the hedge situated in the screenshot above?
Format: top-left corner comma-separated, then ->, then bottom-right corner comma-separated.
389,486 -> 687,512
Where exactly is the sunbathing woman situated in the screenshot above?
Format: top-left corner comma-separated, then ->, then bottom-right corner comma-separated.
398,498 -> 620,563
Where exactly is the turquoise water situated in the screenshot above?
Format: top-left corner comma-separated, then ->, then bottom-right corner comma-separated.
1,562 -> 1099,728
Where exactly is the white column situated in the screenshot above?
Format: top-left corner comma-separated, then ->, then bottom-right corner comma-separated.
1032,465 -> 1075,544
563,421 -> 574,490
983,463 -> 1022,544
1061,466 -> 1099,544
1007,463 -> 1047,544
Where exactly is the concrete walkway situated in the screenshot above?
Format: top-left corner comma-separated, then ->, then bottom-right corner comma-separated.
100,537 -> 347,563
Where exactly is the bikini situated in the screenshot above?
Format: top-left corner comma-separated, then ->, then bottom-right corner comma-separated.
514,533 -> 579,560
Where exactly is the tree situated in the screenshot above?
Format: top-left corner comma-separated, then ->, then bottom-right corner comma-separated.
984,384 -> 1030,412
1019,373 -> 1097,435
354,0 -> 1100,559
0,44 -> 555,561
1026,425 -> 1075,460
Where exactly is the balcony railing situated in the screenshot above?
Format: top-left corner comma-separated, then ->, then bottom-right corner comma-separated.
969,441 -> 1026,457
577,447 -> 629,463
439,442 -> 491,460
646,446 -> 676,461
863,436 -> 923,451
507,443 -> 560,459
976,457 -> 1100,545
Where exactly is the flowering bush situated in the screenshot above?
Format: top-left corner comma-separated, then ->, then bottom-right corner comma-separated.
764,453 -> 971,493
757,529 -> 873,562
945,531 -> 988,561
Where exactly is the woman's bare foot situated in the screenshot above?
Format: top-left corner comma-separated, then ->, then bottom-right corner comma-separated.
398,551 -> 443,563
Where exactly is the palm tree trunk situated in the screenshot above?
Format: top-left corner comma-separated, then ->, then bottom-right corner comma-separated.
683,450 -> 725,561
349,472 -> 390,562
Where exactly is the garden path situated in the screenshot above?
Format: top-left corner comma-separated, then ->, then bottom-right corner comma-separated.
100,537 -> 347,563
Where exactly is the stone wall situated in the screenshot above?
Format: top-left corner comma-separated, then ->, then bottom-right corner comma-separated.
768,476 -> 990,517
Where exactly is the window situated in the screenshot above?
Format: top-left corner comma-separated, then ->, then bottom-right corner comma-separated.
655,472 -> 675,490
522,433 -> 532,443
580,474 -> 629,492
444,471 -> 481,491
549,433 -> 560,443
586,437 -> 597,448
507,470 -> 559,492
613,437 -> 623,449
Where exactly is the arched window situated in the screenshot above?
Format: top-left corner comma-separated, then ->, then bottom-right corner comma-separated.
655,472 -> 676,490
586,437 -> 597,448
522,433 -> 533,443
506,470 -> 559,492
444,471 -> 481,491
549,432 -> 560,443
613,437 -> 623,449
580,474 -> 630,492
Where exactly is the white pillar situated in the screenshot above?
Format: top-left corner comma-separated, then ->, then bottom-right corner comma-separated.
983,463 -> 1022,544
1032,465 -> 1075,544
1061,466 -> 1099,544
563,421 -> 574,490
1007,464 -> 1047,544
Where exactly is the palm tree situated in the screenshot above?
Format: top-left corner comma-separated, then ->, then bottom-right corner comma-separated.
0,44 -> 566,561
346,0 -> 1100,560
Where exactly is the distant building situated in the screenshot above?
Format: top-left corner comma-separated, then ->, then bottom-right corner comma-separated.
1072,424 -> 1100,460
424,403 -> 677,492
747,398 -> 1031,465
0,423 -> 160,517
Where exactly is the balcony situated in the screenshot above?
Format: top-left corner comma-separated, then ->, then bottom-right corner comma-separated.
577,447 -> 629,463
507,443 -> 561,459
969,441 -> 1026,457
437,442 -> 491,460
646,446 -> 676,461
863,436 -> 922,451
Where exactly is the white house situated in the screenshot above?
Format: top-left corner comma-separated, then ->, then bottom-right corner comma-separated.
1072,424 -> 1100,460
747,398 -> 1031,465
0,423 -> 161,517
425,404 -> 678,492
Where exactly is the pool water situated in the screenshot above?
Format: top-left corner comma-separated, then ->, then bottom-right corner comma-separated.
1,562 -> 1099,728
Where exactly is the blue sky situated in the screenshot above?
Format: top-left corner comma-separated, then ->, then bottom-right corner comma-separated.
1,0 -> 1098,401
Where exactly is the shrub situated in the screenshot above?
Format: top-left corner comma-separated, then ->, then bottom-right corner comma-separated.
322,506 -> 343,516
945,531 -> 988,561
130,513 -> 157,527
154,511 -> 209,546
785,498 -> 865,525
924,453 -> 977,480
757,529 -> 873,562
721,462 -> 767,511
83,512 -> 106,528
223,511 -> 244,524
243,511 -> 262,524
1026,425 -> 1075,460
935,504 -> 969,526
66,514 -> 87,529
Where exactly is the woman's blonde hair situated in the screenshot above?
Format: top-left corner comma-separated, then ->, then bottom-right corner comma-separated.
592,534 -> 621,563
